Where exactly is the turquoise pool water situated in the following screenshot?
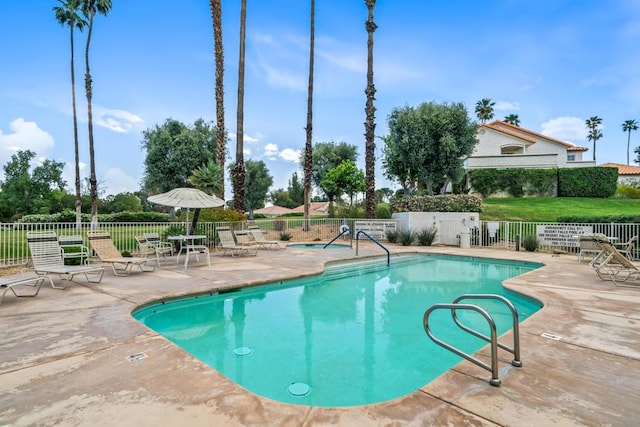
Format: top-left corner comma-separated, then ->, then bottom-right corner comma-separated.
133,254 -> 542,407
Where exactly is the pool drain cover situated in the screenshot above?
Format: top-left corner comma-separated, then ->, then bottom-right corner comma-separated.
233,346 -> 252,356
288,382 -> 310,397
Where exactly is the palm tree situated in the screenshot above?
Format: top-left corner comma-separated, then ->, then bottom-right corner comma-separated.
82,0 -> 112,229
504,114 -> 520,126
622,119 -> 638,165
302,0 -> 315,232
188,160 -> 223,234
53,0 -> 87,231
210,0 -> 226,198
364,0 -> 377,219
585,116 -> 603,162
231,0 -> 247,214
475,98 -> 495,124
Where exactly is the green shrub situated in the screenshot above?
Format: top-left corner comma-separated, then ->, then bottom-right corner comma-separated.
558,214 -> 640,224
279,231 -> 292,241
522,235 -> 539,252
558,166 -> 617,198
391,194 -> 482,213
397,229 -> 415,246
375,203 -> 392,219
385,228 -> 398,243
525,169 -> 557,196
615,184 -> 640,199
416,227 -> 437,246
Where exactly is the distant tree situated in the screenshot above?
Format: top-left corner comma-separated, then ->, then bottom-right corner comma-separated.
585,116 -> 603,162
100,192 -> 142,213
622,119 -> 638,165
54,0 -> 87,230
504,114 -> 520,126
231,0 -> 247,214
269,188 -> 295,209
303,141 -> 358,199
141,118 -> 218,195
320,160 -> 366,209
475,98 -> 495,123
383,102 -> 478,195
188,160 -> 224,233
364,0 -> 377,218
230,160 -> 273,219
210,0 -> 226,197
634,146 -> 640,164
288,172 -> 304,207
81,0 -> 112,228
374,187 -> 394,204
0,150 -> 66,220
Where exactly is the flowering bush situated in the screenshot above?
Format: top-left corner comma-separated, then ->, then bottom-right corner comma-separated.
390,194 -> 482,213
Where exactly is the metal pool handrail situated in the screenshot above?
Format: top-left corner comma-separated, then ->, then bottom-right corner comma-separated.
355,230 -> 389,266
323,226 -> 353,249
423,294 -> 522,386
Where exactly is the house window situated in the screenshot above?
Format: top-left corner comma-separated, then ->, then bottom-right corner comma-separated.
567,154 -> 576,162
501,145 -> 524,155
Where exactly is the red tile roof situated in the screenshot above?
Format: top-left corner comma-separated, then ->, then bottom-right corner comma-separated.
600,162 -> 640,175
292,202 -> 329,215
481,121 -> 589,152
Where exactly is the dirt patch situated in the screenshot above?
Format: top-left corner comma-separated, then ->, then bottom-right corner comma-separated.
0,265 -> 25,277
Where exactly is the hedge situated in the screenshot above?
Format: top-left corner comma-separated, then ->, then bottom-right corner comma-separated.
391,194 -> 482,213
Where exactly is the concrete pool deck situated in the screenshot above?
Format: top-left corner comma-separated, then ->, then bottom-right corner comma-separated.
1,244 -> 639,426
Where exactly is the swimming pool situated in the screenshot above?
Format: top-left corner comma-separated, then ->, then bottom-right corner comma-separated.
133,254 -> 542,407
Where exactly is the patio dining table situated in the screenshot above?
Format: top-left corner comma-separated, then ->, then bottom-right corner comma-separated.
167,235 -> 210,269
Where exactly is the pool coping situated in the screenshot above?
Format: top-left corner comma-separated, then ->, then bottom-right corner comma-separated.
1,244 -> 639,425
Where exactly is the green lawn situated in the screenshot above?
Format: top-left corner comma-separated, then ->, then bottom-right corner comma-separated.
481,197 -> 640,222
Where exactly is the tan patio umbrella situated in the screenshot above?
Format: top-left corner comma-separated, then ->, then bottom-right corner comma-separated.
148,188 -> 225,232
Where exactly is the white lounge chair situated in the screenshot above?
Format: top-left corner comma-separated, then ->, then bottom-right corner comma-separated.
578,233 -> 602,262
88,231 -> 155,276
614,235 -> 638,260
135,235 -> 172,265
589,234 -> 640,287
26,231 -> 105,289
248,225 -> 282,249
216,227 -> 257,257
0,274 -> 45,304
143,232 -> 174,258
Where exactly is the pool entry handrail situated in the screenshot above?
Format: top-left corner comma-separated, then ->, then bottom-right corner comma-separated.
355,229 -> 390,266
423,294 -> 522,386
324,226 -> 353,249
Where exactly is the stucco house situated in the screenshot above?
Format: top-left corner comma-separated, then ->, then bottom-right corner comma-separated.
600,162 -> 640,185
468,120 -> 595,170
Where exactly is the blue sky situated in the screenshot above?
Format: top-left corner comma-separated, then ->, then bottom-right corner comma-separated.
1,0 -> 640,199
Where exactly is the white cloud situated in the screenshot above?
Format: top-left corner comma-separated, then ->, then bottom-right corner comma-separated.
494,101 -> 521,111
540,116 -> 587,143
228,132 -> 260,143
102,168 -> 139,195
279,148 -> 301,162
264,143 -> 279,160
62,161 -> 87,192
93,106 -> 144,133
0,118 -> 54,164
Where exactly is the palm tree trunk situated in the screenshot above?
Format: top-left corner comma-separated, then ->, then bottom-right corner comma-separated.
364,0 -> 377,219
211,0 -> 226,198
69,23 -> 82,231
627,131 -> 631,165
303,0 -> 315,232
84,7 -> 98,229
232,0 -> 247,214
